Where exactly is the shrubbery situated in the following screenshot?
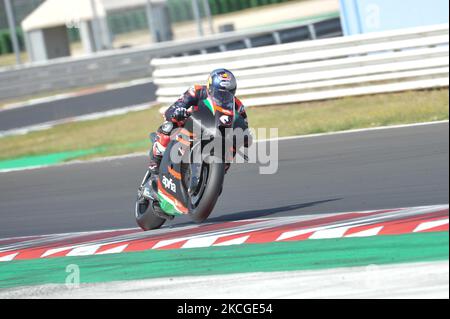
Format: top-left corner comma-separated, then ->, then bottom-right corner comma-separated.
0,29 -> 25,56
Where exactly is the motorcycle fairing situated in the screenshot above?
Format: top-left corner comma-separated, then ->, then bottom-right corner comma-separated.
156,138 -> 190,216
154,98 -> 245,217
202,98 -> 235,122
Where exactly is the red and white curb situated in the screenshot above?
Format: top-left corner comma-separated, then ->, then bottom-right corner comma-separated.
0,205 -> 448,262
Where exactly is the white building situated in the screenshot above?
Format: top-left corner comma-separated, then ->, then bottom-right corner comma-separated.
21,0 -> 172,62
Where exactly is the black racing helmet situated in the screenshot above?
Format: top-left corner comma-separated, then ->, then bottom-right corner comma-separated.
207,69 -> 237,109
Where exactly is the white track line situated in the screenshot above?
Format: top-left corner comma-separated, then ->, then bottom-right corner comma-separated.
96,244 -> 129,255
260,120 -> 449,142
41,247 -> 74,258
308,226 -> 352,239
0,253 -> 19,262
346,226 -> 384,237
151,238 -> 187,249
182,236 -> 220,249
414,219 -> 449,232
66,244 -> 102,257
214,235 -> 250,246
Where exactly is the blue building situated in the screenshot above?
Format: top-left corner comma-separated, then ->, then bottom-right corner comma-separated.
339,0 -> 449,35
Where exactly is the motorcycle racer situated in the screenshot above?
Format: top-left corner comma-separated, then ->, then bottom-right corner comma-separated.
148,68 -> 250,175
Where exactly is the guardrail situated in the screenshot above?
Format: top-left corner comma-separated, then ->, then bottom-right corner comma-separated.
152,23 -> 449,106
0,17 -> 341,102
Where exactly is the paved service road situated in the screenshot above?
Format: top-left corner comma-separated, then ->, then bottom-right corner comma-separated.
0,82 -> 157,131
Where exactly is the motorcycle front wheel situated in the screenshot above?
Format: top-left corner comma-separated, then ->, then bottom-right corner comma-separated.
186,158 -> 225,223
135,194 -> 166,231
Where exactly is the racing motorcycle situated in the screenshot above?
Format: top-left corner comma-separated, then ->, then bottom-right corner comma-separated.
135,97 -> 249,231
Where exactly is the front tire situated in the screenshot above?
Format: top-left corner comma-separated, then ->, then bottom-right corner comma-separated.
135,198 -> 166,231
189,160 -> 225,223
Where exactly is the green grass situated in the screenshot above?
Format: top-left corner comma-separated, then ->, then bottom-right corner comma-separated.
0,89 -> 448,162
0,51 -> 27,68
248,89 -> 449,137
0,106 -> 164,160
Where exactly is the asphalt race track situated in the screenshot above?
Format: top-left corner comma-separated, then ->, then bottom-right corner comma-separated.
0,82 -> 156,131
0,122 -> 448,238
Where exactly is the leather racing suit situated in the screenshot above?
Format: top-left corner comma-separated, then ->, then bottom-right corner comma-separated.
149,85 -> 249,173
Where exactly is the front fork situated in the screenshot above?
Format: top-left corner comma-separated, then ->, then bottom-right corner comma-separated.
140,170 -> 151,187
188,141 -> 203,193
138,132 -> 159,202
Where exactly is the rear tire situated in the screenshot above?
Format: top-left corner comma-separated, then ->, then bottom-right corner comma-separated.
135,198 -> 166,231
189,160 -> 225,223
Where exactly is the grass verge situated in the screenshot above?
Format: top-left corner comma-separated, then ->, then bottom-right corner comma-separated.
0,52 -> 28,68
0,89 -> 448,162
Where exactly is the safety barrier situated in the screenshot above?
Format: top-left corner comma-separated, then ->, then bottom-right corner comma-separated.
151,23 -> 449,106
0,17 -> 340,101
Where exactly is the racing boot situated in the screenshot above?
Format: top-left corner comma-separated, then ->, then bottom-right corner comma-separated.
148,121 -> 173,175
148,153 -> 162,175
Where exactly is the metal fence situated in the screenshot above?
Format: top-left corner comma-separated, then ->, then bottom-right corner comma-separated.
151,23 -> 449,106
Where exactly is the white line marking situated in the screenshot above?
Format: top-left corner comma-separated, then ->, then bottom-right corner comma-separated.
41,246 -> 74,258
0,253 -> 18,262
96,244 -> 129,255
259,120 -> 449,143
345,226 -> 384,237
182,236 -> 219,249
214,235 -> 250,246
277,229 -> 315,241
152,238 -> 187,249
309,226 -> 351,239
414,219 -> 449,233
66,245 -> 102,256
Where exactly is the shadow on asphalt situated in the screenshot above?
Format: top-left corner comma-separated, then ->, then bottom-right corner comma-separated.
208,198 -> 343,222
172,198 -> 342,227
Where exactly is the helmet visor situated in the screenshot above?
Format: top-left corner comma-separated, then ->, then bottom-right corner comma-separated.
211,88 -> 235,110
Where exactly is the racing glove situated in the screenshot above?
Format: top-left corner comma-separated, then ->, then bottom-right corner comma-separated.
172,107 -> 190,123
